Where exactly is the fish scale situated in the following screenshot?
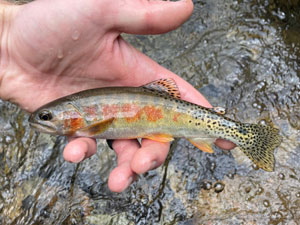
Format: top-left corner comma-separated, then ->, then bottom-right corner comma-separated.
29,78 -> 281,171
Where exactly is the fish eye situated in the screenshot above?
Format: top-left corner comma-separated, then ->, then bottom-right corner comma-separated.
38,110 -> 53,121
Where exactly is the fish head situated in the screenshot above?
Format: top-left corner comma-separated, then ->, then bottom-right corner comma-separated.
29,100 -> 84,136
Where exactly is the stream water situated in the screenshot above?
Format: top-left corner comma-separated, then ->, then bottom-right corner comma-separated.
0,0 -> 299,224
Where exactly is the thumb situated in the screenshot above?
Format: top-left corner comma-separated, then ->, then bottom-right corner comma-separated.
112,0 -> 194,34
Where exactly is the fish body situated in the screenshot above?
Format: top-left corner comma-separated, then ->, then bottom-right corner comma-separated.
29,79 -> 281,171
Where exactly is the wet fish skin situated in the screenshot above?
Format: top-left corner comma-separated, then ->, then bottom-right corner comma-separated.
29,79 -> 281,171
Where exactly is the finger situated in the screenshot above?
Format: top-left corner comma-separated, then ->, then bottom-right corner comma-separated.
63,137 -> 97,163
113,139 -> 140,165
113,0 -> 194,34
215,138 -> 236,150
108,163 -> 136,193
108,139 -> 140,192
131,139 -> 170,174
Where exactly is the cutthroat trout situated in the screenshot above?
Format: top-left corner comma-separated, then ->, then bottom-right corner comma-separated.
29,79 -> 281,171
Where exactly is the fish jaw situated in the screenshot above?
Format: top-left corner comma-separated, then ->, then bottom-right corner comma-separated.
29,121 -> 58,134
29,113 -> 59,134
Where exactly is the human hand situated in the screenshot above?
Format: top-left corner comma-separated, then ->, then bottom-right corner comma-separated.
0,0 -> 235,192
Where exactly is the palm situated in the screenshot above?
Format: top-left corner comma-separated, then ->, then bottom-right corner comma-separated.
8,0 -> 153,111
4,0 -> 200,112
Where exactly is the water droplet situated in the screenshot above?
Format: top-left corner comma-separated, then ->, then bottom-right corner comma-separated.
245,187 -> 251,193
57,49 -> 64,59
263,199 -> 270,207
202,181 -> 212,190
4,135 -> 13,144
214,182 -> 225,193
259,119 -> 266,125
227,173 -> 234,179
257,81 -> 266,89
296,192 -> 300,198
270,211 -> 283,221
210,162 -> 216,170
278,173 -> 285,180
256,187 -> 264,195
72,30 -> 80,41
252,164 -> 259,170
140,195 -> 149,205
277,11 -> 286,20
41,208 -> 51,218
246,196 -> 253,201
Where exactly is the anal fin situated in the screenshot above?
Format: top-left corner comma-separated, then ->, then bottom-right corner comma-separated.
187,138 -> 215,153
144,133 -> 174,143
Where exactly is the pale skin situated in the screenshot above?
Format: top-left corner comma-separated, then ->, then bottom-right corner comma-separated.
0,0 -> 235,192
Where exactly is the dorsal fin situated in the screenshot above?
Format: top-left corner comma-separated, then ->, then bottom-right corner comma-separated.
143,78 -> 181,99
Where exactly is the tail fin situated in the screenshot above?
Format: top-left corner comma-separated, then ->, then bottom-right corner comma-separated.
237,124 -> 281,171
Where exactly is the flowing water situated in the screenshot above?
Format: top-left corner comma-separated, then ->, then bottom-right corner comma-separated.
1,0 -> 299,224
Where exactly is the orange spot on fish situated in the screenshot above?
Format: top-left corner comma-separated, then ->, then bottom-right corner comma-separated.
126,106 -> 163,123
126,109 -> 142,123
83,106 -> 97,116
173,112 -> 181,122
64,111 -> 85,132
143,106 -> 163,122
121,103 -> 132,113
121,103 -> 140,114
102,104 -> 120,119
70,117 -> 85,130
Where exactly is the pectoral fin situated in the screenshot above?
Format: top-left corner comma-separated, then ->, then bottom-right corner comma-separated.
78,118 -> 114,136
144,133 -> 174,143
187,138 -> 215,153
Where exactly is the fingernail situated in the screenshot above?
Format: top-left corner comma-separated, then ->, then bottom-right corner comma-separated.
124,176 -> 133,190
150,161 -> 157,170
73,154 -> 85,163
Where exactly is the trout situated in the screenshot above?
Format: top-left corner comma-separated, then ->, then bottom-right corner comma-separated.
29,79 -> 281,171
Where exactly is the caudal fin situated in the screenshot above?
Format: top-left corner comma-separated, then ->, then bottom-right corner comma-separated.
237,124 -> 281,171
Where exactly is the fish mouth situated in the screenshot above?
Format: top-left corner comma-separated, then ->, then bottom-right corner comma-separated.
29,122 -> 57,134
